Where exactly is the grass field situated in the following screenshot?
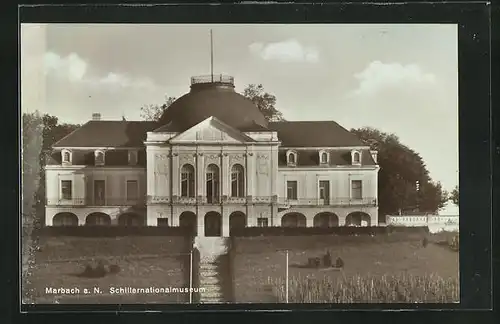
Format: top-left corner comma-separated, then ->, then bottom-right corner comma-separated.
231,232 -> 459,303
24,236 -> 192,304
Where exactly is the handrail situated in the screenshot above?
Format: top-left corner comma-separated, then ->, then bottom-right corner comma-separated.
190,74 -> 234,85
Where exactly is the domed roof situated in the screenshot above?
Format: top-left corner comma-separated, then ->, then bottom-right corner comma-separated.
158,75 -> 268,131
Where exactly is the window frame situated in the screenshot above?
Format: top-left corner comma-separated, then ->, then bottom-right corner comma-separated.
180,164 -> 195,198
60,180 -> 72,200
94,150 -> 105,166
126,179 -> 139,202
230,164 -> 245,198
351,150 -> 361,165
286,180 -> 298,200
286,150 -> 297,166
351,180 -> 363,200
319,150 -> 329,164
128,150 -> 138,166
61,149 -> 72,164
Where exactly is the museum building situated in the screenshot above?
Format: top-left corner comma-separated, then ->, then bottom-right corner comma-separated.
44,75 -> 380,237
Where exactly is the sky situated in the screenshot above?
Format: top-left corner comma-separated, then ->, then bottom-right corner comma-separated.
21,24 -> 459,214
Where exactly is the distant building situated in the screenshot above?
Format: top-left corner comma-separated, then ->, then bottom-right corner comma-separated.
44,75 -> 380,236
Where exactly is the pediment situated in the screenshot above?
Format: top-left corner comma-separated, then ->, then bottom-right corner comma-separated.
168,117 -> 255,144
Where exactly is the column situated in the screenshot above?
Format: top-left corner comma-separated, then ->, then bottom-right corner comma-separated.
222,210 -> 230,237
197,206 -> 205,237
222,153 -> 229,198
146,206 -> 156,226
246,150 -> 254,199
171,152 -> 179,199
306,215 -> 314,228
196,153 -> 204,201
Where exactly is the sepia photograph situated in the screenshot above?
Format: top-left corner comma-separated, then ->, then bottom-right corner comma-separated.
21,23 -> 459,305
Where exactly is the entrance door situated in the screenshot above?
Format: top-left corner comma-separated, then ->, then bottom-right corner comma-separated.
94,180 -> 106,206
205,212 -> 222,237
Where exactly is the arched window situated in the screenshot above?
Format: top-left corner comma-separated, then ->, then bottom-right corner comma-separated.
352,151 -> 361,164
95,150 -> 105,166
63,151 -> 71,163
181,164 -> 195,197
231,164 -> 245,197
287,151 -> 297,165
320,152 -> 328,164
206,164 -> 220,203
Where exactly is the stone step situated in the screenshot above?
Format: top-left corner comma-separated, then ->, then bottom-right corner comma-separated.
199,298 -> 224,304
201,284 -> 222,292
200,270 -> 218,277
199,276 -> 220,285
199,263 -> 218,270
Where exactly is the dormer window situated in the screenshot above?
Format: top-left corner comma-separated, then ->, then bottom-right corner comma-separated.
351,150 -> 361,165
319,150 -> 329,164
286,150 -> 297,166
128,150 -> 138,166
95,150 -> 105,166
61,149 -> 72,165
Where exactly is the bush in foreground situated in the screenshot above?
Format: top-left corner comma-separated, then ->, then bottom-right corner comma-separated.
269,273 -> 459,303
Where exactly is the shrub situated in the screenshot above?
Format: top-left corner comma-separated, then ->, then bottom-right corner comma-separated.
335,257 -> 344,269
422,237 -> 428,248
450,234 -> 459,251
323,251 -> 332,267
108,264 -> 121,274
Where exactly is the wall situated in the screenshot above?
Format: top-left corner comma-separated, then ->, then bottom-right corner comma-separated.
277,167 -> 378,202
386,215 -> 459,233
146,144 -> 279,200
45,167 -> 146,205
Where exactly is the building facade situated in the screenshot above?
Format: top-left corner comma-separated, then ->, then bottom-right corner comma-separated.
44,75 -> 380,237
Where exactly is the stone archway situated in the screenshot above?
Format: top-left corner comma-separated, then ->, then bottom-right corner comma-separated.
345,212 -> 371,227
118,213 -> 145,226
179,211 -> 197,236
52,212 -> 78,226
281,212 -> 307,228
229,211 -> 246,236
313,212 -> 339,228
205,211 -> 222,237
85,212 -> 111,226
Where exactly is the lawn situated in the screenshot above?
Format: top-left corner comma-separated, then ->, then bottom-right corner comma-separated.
230,232 -> 459,303
24,236 -> 192,304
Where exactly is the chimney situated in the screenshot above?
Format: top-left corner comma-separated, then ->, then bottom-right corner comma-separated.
370,150 -> 378,163
92,113 -> 101,121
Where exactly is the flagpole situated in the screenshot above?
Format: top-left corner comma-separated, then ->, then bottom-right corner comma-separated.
210,29 -> 214,82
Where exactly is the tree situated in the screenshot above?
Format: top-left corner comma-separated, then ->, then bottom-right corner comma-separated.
140,96 -> 177,121
139,84 -> 285,122
351,127 -> 449,217
450,186 -> 459,206
242,84 -> 285,122
22,111 -> 80,228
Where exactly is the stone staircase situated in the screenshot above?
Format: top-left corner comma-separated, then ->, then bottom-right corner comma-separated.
194,237 -> 229,303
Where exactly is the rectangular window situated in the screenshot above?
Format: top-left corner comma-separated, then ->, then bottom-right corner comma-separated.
286,181 -> 298,200
126,180 -> 138,201
61,180 -> 72,200
257,218 -> 268,227
319,180 -> 329,199
157,218 -> 169,227
351,180 -> 362,199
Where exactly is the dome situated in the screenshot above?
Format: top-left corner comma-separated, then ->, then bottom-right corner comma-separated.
158,75 -> 268,131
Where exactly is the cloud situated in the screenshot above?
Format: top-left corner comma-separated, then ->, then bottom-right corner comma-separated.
349,61 -> 436,97
43,51 -> 157,90
249,39 -> 319,63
